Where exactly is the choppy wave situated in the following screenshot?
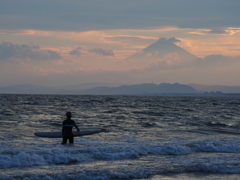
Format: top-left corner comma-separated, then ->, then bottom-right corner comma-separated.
2,138 -> 240,170
1,95 -> 240,180
0,169 -> 152,180
0,142 -> 190,169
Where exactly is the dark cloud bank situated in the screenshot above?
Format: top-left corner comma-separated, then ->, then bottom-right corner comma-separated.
0,42 -> 115,61
89,48 -> 115,57
1,0 -> 239,31
0,42 -> 61,61
69,47 -> 115,57
69,47 -> 83,56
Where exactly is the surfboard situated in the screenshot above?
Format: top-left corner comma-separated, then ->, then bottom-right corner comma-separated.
34,129 -> 105,138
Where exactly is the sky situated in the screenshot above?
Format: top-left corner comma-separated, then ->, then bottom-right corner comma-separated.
0,0 -> 240,87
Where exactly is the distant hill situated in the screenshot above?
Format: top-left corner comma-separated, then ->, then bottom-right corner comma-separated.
0,84 -> 55,94
0,83 -> 198,95
56,82 -> 122,91
76,83 -> 198,95
0,83 -> 122,94
126,37 -> 198,62
189,84 -> 240,93
1,83 -> 240,95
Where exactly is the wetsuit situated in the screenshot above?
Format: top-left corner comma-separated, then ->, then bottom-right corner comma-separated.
62,119 -> 79,144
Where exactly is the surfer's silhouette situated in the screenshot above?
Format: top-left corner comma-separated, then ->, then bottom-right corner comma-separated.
62,112 -> 80,144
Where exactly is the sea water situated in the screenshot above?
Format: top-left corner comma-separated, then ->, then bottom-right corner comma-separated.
0,94 -> 240,180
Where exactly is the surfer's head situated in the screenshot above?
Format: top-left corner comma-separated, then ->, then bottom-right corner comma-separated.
66,112 -> 72,118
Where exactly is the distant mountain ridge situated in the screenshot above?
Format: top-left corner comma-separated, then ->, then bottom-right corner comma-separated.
189,84 -> 240,93
0,84 -> 54,94
0,83 -> 198,94
1,83 -> 240,95
0,83 -> 122,94
77,83 -> 198,95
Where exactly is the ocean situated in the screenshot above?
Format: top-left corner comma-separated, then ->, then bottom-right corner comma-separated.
0,94 -> 240,180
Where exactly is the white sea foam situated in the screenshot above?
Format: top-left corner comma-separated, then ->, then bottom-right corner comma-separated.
188,163 -> 240,174
0,169 -> 151,180
0,140 -> 193,169
1,137 -> 240,173
2,160 -> 240,180
0,147 -> 91,168
190,140 -> 240,153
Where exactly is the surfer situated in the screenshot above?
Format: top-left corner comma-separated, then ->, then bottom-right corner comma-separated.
62,112 -> 80,144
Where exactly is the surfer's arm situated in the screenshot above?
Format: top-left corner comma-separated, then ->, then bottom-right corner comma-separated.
74,122 -> 80,131
75,125 -> 80,131
62,122 -> 65,135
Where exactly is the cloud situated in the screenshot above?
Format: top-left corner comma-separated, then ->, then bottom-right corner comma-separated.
156,37 -> 181,44
68,46 -> 115,57
145,61 -> 171,71
167,37 -> 181,43
195,55 -> 240,67
69,47 -> 83,56
0,1 -> 239,31
189,28 -> 231,35
0,41 -> 61,61
208,28 -> 228,35
145,54 -> 240,71
105,36 -> 156,43
89,48 -> 115,57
